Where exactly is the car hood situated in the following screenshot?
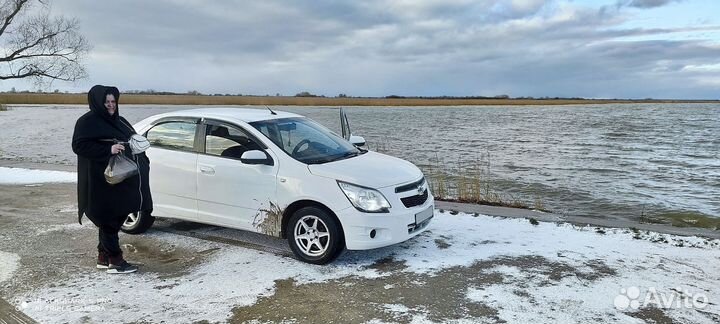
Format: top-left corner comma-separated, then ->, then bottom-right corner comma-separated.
308,151 -> 423,189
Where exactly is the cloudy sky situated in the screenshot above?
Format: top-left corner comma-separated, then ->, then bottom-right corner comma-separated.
2,0 -> 720,99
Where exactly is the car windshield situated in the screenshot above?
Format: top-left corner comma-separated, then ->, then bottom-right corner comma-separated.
249,117 -> 363,164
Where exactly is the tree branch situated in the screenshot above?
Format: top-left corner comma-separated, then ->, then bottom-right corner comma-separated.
0,62 -> 80,81
0,0 -> 89,84
0,0 -> 30,37
0,30 -> 62,62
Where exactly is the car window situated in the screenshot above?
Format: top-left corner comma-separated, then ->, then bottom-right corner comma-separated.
205,124 -> 261,159
283,121 -> 336,153
254,123 -> 283,148
250,117 -> 360,164
146,122 -> 197,152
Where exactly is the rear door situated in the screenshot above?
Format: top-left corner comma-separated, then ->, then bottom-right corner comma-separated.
144,118 -> 200,221
196,120 -> 279,230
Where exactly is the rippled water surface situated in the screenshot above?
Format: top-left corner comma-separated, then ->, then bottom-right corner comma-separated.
1,103 -> 717,220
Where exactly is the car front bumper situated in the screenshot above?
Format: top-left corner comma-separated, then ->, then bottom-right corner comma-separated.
338,196 -> 434,250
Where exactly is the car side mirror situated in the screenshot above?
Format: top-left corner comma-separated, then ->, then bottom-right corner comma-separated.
349,135 -> 365,147
240,150 -> 274,166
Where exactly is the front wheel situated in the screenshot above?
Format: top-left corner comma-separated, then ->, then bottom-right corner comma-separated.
121,211 -> 155,234
287,207 -> 344,264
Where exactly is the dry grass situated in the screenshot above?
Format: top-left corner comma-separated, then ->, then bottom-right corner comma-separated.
1,93 -> 716,106
367,137 -> 390,155
252,201 -> 285,237
425,153 -> 542,210
646,212 -> 720,230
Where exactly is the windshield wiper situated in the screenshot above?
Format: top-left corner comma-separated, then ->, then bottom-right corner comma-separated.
304,151 -> 361,165
305,159 -> 329,165
325,151 -> 360,163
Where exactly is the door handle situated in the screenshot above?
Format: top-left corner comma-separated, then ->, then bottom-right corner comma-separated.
199,166 -> 215,175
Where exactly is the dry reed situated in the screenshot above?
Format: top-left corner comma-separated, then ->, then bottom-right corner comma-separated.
425,152 -> 538,209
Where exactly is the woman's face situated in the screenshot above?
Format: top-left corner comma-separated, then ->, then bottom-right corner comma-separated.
105,94 -> 117,115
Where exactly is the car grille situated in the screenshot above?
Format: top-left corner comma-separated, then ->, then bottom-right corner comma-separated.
401,189 -> 428,208
395,177 -> 425,193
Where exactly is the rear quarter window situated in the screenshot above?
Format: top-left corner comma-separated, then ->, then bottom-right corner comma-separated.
146,122 -> 197,152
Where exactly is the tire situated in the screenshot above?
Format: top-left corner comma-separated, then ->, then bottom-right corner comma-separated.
120,211 -> 155,234
287,206 -> 344,264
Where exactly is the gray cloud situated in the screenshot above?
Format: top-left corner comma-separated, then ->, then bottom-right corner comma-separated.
619,0 -> 684,9
2,0 -> 718,99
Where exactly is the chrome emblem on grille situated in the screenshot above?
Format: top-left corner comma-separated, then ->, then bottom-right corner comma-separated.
417,184 -> 426,195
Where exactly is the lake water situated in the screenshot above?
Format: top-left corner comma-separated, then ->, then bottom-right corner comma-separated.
1,103 -> 717,221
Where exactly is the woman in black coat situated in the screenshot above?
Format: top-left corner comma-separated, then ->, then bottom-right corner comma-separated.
72,85 -> 152,274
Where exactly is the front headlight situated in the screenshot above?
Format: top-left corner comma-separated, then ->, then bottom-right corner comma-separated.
337,181 -> 391,213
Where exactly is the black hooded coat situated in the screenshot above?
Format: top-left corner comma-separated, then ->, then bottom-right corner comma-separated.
72,85 -> 152,226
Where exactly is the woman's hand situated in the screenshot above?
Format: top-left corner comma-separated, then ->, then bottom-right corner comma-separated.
111,143 -> 125,155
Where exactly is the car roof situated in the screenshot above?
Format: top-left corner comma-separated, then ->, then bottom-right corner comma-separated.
154,107 -> 303,123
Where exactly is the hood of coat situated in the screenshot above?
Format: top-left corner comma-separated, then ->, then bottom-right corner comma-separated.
88,85 -> 120,122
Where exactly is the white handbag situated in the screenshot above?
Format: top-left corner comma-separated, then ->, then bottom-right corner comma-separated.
117,118 -> 150,155
129,134 -> 150,155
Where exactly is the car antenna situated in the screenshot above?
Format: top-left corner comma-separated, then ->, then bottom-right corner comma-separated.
265,105 -> 277,115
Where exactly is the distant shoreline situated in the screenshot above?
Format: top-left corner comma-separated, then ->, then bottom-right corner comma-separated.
1,93 -> 719,106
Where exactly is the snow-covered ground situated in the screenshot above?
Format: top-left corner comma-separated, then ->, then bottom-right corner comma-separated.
0,166 -> 76,184
1,168 -> 719,323
0,251 -> 21,284
6,209 -> 720,323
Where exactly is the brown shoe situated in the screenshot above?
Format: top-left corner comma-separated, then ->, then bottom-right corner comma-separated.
97,252 -> 109,269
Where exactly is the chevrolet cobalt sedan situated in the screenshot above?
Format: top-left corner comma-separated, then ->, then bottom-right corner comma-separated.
122,108 -> 433,264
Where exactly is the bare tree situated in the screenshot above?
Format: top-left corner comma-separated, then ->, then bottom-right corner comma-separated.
0,0 -> 89,85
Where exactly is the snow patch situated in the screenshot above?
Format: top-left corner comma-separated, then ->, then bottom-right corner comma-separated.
56,205 -> 79,213
0,251 -> 21,283
0,167 -> 76,184
383,303 -> 411,313
36,222 -> 91,235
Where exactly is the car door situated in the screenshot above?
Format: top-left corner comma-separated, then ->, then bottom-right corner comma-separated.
144,119 -> 200,221
196,120 -> 279,230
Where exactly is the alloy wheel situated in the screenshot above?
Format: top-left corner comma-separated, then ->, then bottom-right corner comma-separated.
293,215 -> 331,257
123,212 -> 139,228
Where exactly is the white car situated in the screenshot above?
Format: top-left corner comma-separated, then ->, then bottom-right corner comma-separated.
122,108 -> 433,264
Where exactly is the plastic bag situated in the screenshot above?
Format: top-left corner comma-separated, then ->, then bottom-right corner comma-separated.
104,153 -> 138,185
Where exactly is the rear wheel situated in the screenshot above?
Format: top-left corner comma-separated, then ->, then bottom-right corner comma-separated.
121,211 -> 155,234
287,207 -> 344,264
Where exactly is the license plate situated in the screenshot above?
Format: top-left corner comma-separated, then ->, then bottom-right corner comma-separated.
415,206 -> 433,224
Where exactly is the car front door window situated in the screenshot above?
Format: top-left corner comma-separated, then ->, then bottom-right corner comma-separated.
204,124 -> 261,159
